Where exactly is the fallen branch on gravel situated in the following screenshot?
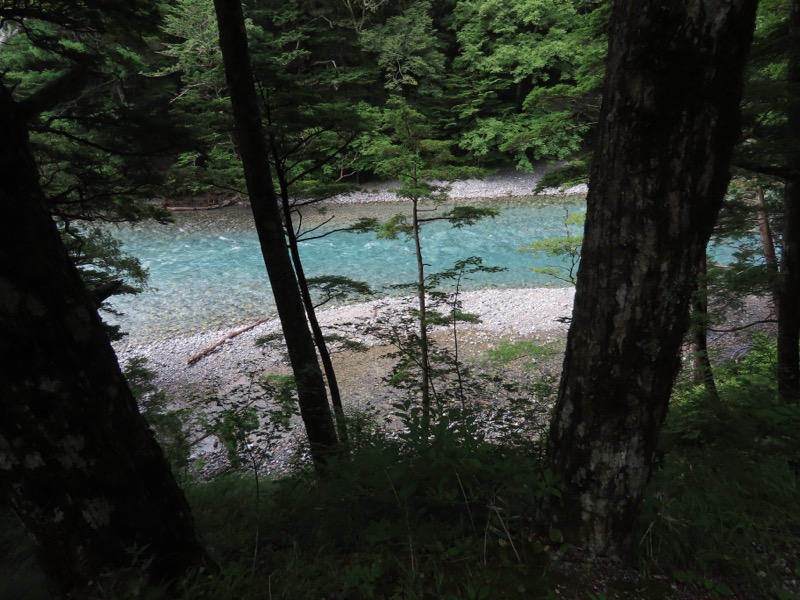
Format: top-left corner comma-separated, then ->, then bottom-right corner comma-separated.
166,198 -> 238,212
188,317 -> 271,365
709,318 -> 777,333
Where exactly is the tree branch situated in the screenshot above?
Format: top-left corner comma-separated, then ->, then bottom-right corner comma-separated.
17,65 -> 94,121
708,318 -> 777,333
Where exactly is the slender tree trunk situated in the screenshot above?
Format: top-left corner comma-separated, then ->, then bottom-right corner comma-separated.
778,0 -> 800,403
546,0 -> 757,556
755,186 -> 780,281
692,254 -> 719,400
778,181 -> 800,402
213,0 -> 339,466
412,196 -> 432,437
278,183 -> 350,445
0,83 -> 211,596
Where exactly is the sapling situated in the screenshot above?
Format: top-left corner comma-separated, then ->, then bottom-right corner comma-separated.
363,96 -> 498,438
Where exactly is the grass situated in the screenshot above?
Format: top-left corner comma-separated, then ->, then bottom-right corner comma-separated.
180,435 -> 560,600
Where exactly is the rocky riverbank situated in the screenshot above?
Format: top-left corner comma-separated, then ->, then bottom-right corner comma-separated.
322,165 -> 587,205
113,287 -> 575,476
114,284 -> 774,478
114,287 -> 574,396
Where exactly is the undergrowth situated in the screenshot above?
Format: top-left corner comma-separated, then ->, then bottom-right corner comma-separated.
2,338 -> 798,599
644,336 -> 800,599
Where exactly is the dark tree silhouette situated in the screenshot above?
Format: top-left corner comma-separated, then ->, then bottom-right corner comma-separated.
212,0 -> 340,467
0,82 -> 211,596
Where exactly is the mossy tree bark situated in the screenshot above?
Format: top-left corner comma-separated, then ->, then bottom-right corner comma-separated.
0,82 -> 212,596
212,0 -> 339,466
546,0 -> 757,556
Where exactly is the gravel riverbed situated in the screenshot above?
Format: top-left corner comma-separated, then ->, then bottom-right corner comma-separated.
113,287 -> 575,476
114,287 -> 574,397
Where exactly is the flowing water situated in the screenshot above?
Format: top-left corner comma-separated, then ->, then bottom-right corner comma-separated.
105,196 -> 587,340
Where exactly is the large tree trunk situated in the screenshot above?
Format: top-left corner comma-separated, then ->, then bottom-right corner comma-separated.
778,0 -> 800,403
0,83 -> 211,595
546,0 -> 757,556
212,0 -> 339,466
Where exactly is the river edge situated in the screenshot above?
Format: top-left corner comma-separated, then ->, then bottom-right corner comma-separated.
113,286 -> 576,398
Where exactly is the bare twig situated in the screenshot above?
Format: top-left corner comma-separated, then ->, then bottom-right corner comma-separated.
708,318 -> 777,333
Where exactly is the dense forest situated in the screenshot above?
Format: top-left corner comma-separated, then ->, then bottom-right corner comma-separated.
1,0 -> 798,598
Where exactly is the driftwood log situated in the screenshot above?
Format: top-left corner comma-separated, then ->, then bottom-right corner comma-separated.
165,199 -> 238,212
187,317 -> 271,365
163,194 -> 240,211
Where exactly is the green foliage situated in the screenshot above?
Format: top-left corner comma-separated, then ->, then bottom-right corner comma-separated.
254,332 -> 284,347
0,512 -> 50,600
306,275 -> 373,307
211,406 -> 260,471
199,374 -> 299,474
186,475 -> 275,564
178,430 -> 560,597
376,213 -> 414,239
153,0 -> 240,195
156,0 -> 227,99
260,374 -> 299,432
1,0 -> 183,218
520,208 -> 584,284
643,338 -> 800,599
0,0 -> 178,327
249,424 -> 557,598
360,1 -> 446,98
483,340 -> 554,370
427,256 -> 506,289
160,0 -> 371,197
534,160 -> 591,191
366,96 -> 486,187
444,205 -> 502,228
0,6 -> 195,350
736,0 -> 793,175
368,257 -> 508,428
449,0 -> 607,168
322,333 -> 368,353
707,180 -> 782,319
361,96 -> 502,438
